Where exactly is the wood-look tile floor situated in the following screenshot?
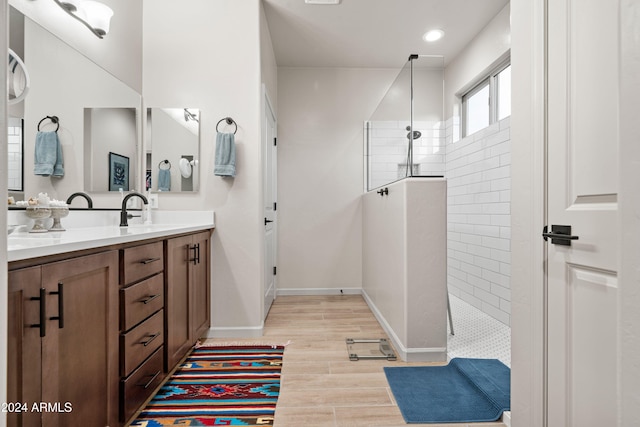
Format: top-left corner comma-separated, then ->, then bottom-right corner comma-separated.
202,295 -> 507,427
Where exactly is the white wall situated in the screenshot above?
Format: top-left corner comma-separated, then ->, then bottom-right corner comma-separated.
260,1 -> 278,112
276,67 -> 400,293
444,4 -> 511,119
143,0 -> 266,334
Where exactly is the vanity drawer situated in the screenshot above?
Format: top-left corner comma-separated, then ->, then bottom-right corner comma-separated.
121,273 -> 164,331
121,310 -> 164,377
120,346 -> 164,423
122,241 -> 164,284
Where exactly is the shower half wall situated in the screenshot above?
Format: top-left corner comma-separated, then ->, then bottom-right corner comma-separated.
362,56 -> 448,361
362,178 -> 447,362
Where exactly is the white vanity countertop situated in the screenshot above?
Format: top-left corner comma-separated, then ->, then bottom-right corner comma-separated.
8,210 -> 215,263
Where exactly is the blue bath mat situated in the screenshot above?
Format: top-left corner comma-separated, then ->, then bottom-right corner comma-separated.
384,358 -> 510,423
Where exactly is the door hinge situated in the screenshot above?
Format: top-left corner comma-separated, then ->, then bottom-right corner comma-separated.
273,266 -> 277,275
273,137 -> 277,146
273,202 -> 277,211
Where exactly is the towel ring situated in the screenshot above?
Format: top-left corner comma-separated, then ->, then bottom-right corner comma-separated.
37,115 -> 60,132
216,117 -> 237,135
158,159 -> 171,170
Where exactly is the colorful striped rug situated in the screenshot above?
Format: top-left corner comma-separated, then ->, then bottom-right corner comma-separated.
131,345 -> 284,426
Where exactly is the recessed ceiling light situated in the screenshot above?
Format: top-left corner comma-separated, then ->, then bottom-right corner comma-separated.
305,0 -> 341,4
423,29 -> 445,42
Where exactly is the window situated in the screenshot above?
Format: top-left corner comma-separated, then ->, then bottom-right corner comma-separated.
462,62 -> 511,137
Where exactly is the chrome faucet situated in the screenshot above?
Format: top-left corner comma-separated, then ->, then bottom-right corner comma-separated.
66,192 -> 93,208
120,192 -> 148,226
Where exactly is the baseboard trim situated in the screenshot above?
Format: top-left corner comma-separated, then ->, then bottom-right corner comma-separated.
502,411 -> 512,427
206,323 -> 264,339
276,287 -> 362,296
361,289 -> 447,362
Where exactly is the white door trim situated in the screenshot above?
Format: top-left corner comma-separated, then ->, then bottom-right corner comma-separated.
618,1 -> 640,424
511,0 -> 547,426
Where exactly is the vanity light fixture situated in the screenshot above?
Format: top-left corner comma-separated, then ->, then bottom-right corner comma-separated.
423,29 -> 445,43
184,108 -> 199,123
54,0 -> 114,39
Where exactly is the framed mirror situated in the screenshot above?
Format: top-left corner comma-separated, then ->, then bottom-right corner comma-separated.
145,108 -> 200,193
8,5 -> 142,199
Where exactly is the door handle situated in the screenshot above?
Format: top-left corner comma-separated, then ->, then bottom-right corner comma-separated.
264,218 -> 274,226
542,225 -> 579,246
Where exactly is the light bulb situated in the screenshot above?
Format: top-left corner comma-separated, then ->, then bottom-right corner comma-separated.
80,1 -> 114,36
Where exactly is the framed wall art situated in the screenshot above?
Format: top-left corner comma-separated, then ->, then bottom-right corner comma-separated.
109,152 -> 129,191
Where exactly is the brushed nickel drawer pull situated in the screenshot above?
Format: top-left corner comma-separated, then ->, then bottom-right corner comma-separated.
140,257 -> 161,265
140,332 -> 160,347
136,370 -> 161,389
139,294 -> 160,305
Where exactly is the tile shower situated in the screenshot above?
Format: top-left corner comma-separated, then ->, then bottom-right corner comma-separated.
8,117 -> 23,193
364,55 -> 512,329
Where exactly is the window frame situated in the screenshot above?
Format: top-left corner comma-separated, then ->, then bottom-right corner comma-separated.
462,59 -> 511,137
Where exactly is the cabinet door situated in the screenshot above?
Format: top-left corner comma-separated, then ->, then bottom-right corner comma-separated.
8,267 -> 44,427
191,231 -> 211,341
40,251 -> 119,427
165,235 -> 193,369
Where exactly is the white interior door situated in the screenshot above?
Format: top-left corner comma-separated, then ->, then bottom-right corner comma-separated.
546,0 -> 619,425
263,89 -> 277,320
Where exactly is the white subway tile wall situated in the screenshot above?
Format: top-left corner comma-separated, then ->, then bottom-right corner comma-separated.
366,120 -> 446,190
8,123 -> 23,191
365,116 -> 511,326
446,116 -> 511,326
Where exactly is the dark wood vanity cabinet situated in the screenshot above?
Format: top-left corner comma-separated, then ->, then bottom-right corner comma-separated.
8,251 -> 120,427
165,231 -> 211,369
7,229 -> 212,426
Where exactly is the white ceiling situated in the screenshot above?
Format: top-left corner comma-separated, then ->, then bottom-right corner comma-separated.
263,0 -> 509,68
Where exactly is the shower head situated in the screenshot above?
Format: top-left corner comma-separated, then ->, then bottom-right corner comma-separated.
406,129 -> 421,139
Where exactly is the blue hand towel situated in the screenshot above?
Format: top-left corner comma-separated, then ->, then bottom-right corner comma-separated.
157,168 -> 171,191
34,131 -> 64,177
214,132 -> 236,177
